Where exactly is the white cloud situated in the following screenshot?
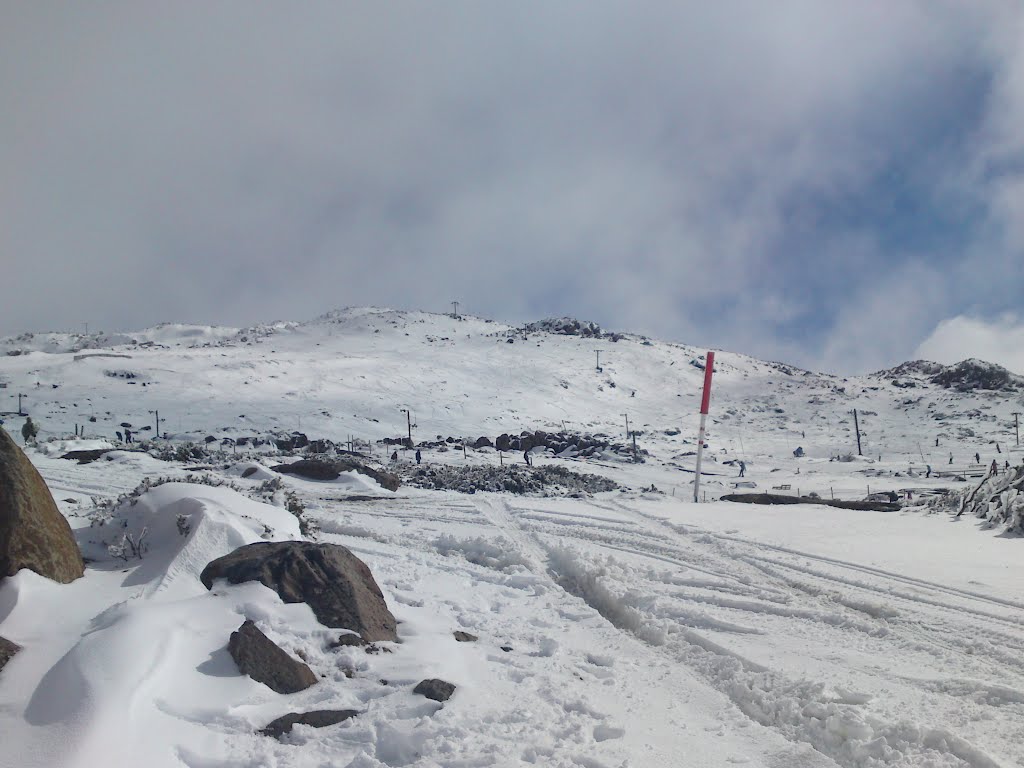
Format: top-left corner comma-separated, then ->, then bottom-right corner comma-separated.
1,2 -> 1022,374
914,314 -> 1024,375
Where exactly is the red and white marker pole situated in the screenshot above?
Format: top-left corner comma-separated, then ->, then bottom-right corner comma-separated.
693,351 -> 715,503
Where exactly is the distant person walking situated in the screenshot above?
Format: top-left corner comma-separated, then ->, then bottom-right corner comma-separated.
524,449 -> 532,466
935,436 -> 940,447
975,452 -> 981,464
390,450 -> 398,463
738,460 -> 746,478
21,417 -> 38,444
990,459 -> 999,476
926,465 -> 931,478
124,427 -> 132,444
415,449 -> 421,465
949,452 -> 953,465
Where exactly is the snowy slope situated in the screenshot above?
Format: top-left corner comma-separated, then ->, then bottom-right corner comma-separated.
2,308 -> 1024,768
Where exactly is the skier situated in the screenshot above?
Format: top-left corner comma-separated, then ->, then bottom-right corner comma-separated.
738,460 -> 746,477
415,449 -> 421,465
21,417 -> 38,444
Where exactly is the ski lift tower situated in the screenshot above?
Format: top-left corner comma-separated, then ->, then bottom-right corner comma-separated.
692,351 -> 715,503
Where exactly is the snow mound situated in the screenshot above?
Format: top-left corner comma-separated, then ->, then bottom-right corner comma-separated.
79,482 -> 301,599
224,461 -> 278,481
35,439 -> 115,457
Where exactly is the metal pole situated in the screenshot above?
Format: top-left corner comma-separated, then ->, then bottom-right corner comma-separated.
407,410 -> 412,447
623,413 -> 630,440
1014,412 -> 1021,446
596,350 -> 601,372
853,409 -> 862,456
693,351 -> 716,503
451,301 -> 459,318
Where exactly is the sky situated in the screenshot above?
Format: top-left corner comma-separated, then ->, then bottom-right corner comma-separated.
2,2 -> 1024,374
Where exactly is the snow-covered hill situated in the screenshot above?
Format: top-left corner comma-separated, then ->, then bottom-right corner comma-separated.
3,307 -> 1021,479
2,308 -> 1024,768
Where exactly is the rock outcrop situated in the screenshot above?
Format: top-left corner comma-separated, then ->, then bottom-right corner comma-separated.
413,678 -> 456,702
0,636 -> 21,672
0,427 -> 84,583
201,542 -> 398,641
260,709 -> 359,739
272,458 -> 401,492
227,619 -> 317,694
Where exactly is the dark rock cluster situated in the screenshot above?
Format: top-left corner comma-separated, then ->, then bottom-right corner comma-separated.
400,463 -> 618,496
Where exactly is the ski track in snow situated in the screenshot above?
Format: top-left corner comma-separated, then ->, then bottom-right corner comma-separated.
307,486 -> 1024,767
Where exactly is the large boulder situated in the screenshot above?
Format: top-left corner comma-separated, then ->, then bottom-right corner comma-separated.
272,458 -> 400,492
201,542 -> 398,641
0,636 -> 21,672
0,427 -> 84,583
227,619 -> 317,694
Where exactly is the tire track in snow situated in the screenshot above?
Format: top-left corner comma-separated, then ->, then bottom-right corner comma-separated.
536,497 -> 1012,767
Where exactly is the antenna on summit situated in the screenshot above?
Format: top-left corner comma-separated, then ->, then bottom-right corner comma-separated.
451,301 -> 459,319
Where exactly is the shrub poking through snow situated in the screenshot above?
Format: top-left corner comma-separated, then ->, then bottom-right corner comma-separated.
402,464 -> 617,496
931,465 -> 1024,532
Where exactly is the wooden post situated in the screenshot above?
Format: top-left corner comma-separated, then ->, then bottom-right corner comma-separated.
853,409 -> 862,456
632,430 -> 638,461
1014,412 -> 1021,446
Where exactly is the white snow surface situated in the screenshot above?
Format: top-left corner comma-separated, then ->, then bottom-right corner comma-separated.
2,308 -> 1024,768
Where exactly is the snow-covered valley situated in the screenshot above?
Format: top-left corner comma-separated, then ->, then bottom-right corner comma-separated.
2,308 -> 1024,768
